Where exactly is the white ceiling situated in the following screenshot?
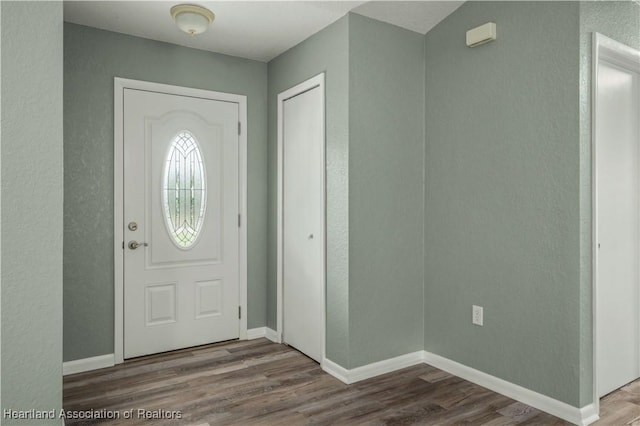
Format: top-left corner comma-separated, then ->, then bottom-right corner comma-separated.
352,1 -> 463,35
63,1 -> 464,62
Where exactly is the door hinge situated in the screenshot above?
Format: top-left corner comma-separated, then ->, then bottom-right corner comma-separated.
238,306 -> 241,319
122,241 -> 124,249
238,214 -> 241,228
238,122 -> 241,135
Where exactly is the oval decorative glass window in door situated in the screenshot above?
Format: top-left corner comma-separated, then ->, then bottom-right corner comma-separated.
163,131 -> 207,248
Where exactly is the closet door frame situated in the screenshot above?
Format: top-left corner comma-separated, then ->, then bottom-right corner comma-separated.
276,73 -> 326,366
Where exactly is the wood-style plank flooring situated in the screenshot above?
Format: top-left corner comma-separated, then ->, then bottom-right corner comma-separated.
63,339 -> 635,425
596,379 -> 640,425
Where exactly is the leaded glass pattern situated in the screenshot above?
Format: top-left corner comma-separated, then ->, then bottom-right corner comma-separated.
163,131 -> 206,248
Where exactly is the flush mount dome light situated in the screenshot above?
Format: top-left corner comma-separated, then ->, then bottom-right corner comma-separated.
171,4 -> 215,36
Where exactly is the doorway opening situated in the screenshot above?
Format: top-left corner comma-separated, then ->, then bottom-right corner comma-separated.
592,33 -> 640,412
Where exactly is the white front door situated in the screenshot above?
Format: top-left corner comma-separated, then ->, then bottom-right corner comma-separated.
123,88 -> 240,359
596,59 -> 640,397
279,75 -> 325,363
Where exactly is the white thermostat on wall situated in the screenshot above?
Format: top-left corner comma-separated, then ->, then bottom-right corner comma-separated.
466,22 -> 497,47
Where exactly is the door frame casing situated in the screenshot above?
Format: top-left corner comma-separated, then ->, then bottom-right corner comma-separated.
276,73 -> 326,365
114,77 -> 248,364
592,33 -> 640,412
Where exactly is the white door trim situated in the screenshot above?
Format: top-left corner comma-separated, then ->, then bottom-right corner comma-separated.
592,33 -> 640,412
276,73 -> 326,364
114,77 -> 248,364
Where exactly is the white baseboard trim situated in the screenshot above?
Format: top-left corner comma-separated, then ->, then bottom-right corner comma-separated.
65,329 -> 282,376
323,351 -> 425,385
422,351 -> 598,426
265,327 -> 280,343
323,350 -> 597,425
579,404 -> 599,426
247,327 -> 267,340
247,327 -> 280,343
322,358 -> 351,383
63,354 -> 115,376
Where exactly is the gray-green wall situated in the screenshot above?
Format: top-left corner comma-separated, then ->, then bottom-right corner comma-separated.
1,1 -> 64,422
578,0 -> 640,406
424,2 -> 582,406
348,14 -> 425,367
267,17 -> 351,366
63,23 -> 268,361
267,14 -> 425,368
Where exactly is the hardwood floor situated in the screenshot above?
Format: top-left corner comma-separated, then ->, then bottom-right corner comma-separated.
63,339 -> 632,425
595,379 -> 640,425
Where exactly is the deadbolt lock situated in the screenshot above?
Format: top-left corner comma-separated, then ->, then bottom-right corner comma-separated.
128,222 -> 138,231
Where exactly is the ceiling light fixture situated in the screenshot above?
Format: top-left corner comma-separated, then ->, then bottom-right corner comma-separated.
171,4 -> 215,36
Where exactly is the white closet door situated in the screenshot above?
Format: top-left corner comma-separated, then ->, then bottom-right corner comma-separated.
282,84 -> 324,363
596,60 -> 640,397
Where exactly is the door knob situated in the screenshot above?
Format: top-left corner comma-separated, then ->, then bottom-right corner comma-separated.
128,240 -> 148,250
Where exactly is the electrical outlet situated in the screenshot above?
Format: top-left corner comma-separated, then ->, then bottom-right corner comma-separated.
472,305 -> 484,326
